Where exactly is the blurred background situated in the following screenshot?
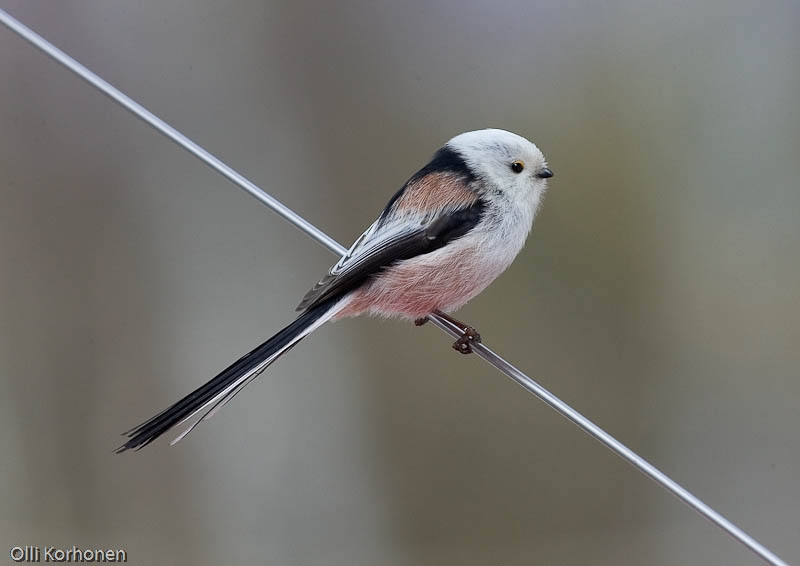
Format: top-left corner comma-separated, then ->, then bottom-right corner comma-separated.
1,1 -> 798,564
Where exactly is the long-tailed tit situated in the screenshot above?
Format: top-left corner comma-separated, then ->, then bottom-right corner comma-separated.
118,128 -> 553,451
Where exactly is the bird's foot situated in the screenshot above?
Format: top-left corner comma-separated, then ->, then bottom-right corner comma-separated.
452,326 -> 481,355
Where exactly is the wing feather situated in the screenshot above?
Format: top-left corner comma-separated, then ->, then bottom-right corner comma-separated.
297,173 -> 483,311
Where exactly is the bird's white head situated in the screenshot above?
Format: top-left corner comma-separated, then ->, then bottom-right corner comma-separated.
446,129 -> 552,201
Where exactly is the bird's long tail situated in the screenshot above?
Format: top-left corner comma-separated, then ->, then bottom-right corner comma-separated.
117,296 -> 346,452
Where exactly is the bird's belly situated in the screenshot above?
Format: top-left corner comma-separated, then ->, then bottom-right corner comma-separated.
336,237 -> 519,320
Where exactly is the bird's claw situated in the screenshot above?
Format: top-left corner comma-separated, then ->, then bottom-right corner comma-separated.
413,314 -> 480,354
453,326 -> 481,355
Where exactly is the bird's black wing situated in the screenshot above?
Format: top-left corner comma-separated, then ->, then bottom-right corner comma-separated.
297,199 -> 485,311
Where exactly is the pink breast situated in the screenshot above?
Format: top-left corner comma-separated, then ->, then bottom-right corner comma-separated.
334,243 -> 509,320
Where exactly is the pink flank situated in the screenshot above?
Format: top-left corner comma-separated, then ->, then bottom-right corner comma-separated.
334,240 -> 513,320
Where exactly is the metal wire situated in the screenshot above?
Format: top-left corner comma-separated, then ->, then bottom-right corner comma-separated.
0,8 -> 789,566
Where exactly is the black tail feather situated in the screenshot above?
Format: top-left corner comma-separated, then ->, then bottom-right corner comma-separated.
117,300 -> 335,452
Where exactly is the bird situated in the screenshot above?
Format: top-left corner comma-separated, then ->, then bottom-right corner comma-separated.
117,128 -> 553,451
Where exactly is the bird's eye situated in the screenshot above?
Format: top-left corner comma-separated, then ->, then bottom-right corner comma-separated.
510,160 -> 525,174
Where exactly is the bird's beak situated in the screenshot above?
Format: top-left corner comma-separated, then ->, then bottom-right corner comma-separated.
537,168 -> 554,179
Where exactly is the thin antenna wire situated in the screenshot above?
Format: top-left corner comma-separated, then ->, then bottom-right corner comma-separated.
0,9 -> 788,566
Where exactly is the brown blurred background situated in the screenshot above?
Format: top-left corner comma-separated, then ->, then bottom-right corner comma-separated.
1,1 -> 798,564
